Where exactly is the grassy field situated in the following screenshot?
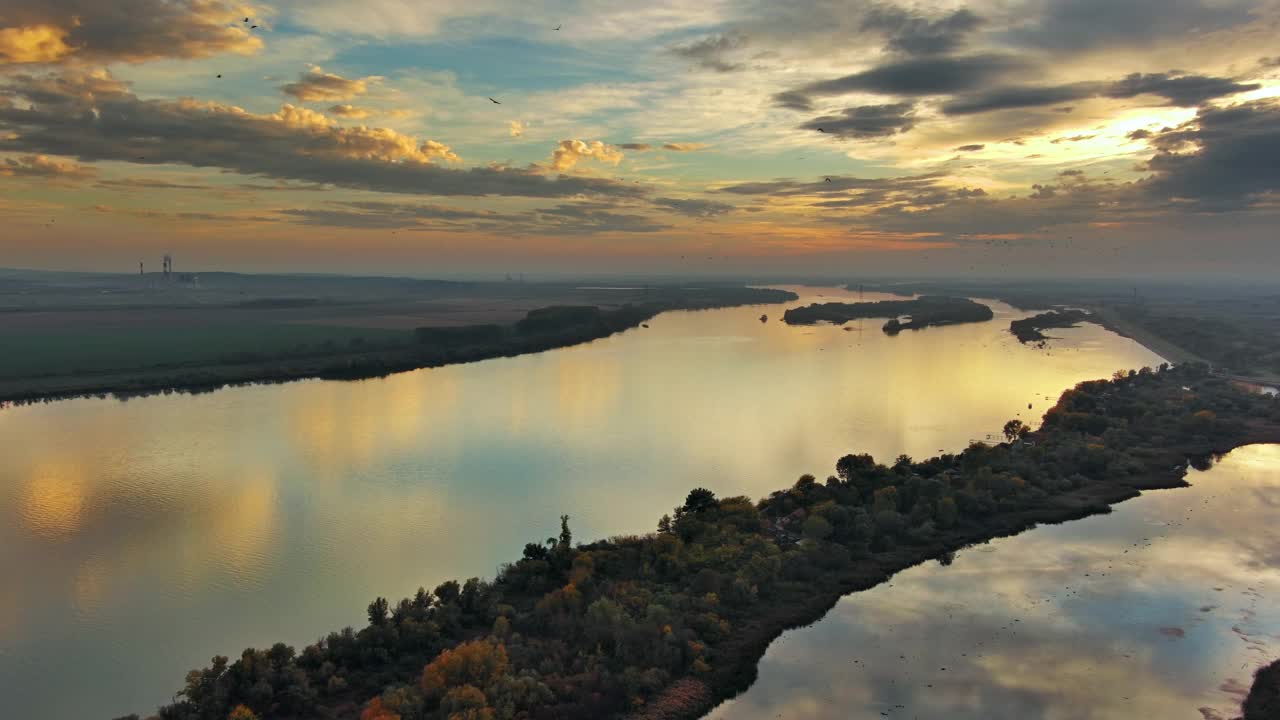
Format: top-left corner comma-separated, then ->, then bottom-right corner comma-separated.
1,324 -> 409,380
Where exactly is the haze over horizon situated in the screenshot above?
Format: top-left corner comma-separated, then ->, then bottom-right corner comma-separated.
2,0 -> 1279,278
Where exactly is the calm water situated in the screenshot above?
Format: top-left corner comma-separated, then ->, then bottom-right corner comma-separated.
708,444 -> 1280,720
0,286 -> 1170,719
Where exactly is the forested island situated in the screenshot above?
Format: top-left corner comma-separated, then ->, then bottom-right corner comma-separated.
115,363 -> 1280,720
1238,659 -> 1280,720
1009,309 -> 1092,343
783,296 -> 993,333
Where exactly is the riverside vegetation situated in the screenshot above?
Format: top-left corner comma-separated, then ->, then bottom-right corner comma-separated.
116,364 -> 1280,720
782,296 -> 994,333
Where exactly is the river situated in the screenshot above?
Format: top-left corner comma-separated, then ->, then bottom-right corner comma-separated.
1,286 -> 1177,719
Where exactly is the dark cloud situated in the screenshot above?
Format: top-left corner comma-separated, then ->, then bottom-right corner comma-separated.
277,201 -> 495,229
799,102 -> 917,139
1104,72 -> 1261,106
942,82 -> 1100,115
533,202 -> 668,234
1144,99 -> 1280,210
861,6 -> 983,56
1003,0 -> 1257,53
775,54 -> 1025,109
0,70 -> 647,200
670,32 -> 748,72
942,71 -> 1257,116
652,197 -> 734,217
0,0 -> 260,64
95,177 -> 209,190
619,143 -> 652,150
719,172 -> 946,197
1127,129 -> 1153,140
955,144 -> 985,152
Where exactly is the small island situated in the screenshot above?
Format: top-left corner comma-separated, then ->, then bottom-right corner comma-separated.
783,296 -> 994,334
125,363 -> 1280,720
1010,309 -> 1092,343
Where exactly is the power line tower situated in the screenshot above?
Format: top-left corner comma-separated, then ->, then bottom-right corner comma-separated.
163,254 -> 173,279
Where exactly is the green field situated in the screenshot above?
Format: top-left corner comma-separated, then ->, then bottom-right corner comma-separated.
1,323 -> 409,380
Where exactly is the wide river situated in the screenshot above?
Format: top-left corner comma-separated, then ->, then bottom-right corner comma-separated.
1,285 -> 1267,720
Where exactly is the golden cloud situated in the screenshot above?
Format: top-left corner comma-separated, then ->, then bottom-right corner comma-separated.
328,104 -> 372,120
0,153 -> 95,180
549,139 -> 624,171
0,24 -> 73,63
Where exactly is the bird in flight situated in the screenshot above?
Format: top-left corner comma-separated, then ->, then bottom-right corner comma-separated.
243,17 -> 249,22
216,74 -> 222,78
488,97 -> 501,104
816,127 -> 826,133
554,24 -> 562,30
824,177 -> 832,183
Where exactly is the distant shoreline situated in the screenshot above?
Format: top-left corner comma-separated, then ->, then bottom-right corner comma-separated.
0,290 -> 797,406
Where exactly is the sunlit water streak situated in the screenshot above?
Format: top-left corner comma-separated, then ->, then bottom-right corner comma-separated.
0,287 -> 1172,719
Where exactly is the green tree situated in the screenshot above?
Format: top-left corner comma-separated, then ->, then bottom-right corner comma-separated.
1003,419 -> 1029,442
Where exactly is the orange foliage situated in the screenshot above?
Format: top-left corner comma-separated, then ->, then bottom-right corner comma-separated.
360,697 -> 401,720
421,639 -> 508,696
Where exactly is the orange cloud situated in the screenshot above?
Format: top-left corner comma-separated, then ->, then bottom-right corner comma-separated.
549,139 -> 623,171
0,154 -> 95,180
0,24 -> 73,63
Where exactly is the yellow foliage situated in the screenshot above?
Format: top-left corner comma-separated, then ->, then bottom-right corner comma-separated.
360,697 -> 401,720
227,706 -> 260,720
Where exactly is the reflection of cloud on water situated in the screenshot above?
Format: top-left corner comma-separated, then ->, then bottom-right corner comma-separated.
21,463 -> 86,539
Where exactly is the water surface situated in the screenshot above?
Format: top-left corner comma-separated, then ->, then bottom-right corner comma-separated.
0,287 -> 1166,719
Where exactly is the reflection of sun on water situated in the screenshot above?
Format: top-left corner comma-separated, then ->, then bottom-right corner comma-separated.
21,463 -> 86,539
209,469 -> 278,590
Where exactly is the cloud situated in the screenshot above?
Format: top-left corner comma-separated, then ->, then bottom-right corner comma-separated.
661,142 -> 709,152
281,67 -> 382,102
96,178 -> 210,190
548,139 -> 624,171
533,202 -> 667,234
942,82 -> 1101,115
1144,99 -> 1280,210
1104,72 -> 1262,107
652,197 -> 734,217
508,120 -> 524,137
955,144 -> 985,152
0,0 -> 262,64
0,69 -> 645,199
277,201 -> 496,229
619,143 -> 651,150
1003,0 -> 1258,53
775,54 -> 1026,109
0,153 -> 94,179
942,72 -> 1258,116
328,104 -> 372,119
861,6 -> 984,56
671,32 -> 748,72
799,103 -> 917,139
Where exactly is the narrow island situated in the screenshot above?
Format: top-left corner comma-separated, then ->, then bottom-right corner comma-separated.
1010,309 -> 1093,343
783,296 -> 994,334
120,363 -> 1280,720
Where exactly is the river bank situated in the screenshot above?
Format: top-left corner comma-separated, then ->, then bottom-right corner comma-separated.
0,288 -> 796,405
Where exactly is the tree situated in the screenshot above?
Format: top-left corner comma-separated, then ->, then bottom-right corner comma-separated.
683,487 -> 718,514
227,706 -> 260,720
1003,419 -> 1029,442
801,515 -> 833,540
558,514 -> 573,550
421,640 -> 509,697
367,597 -> 389,626
657,514 -> 673,534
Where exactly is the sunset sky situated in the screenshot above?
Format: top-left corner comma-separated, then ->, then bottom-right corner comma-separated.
2,0 -> 1278,278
